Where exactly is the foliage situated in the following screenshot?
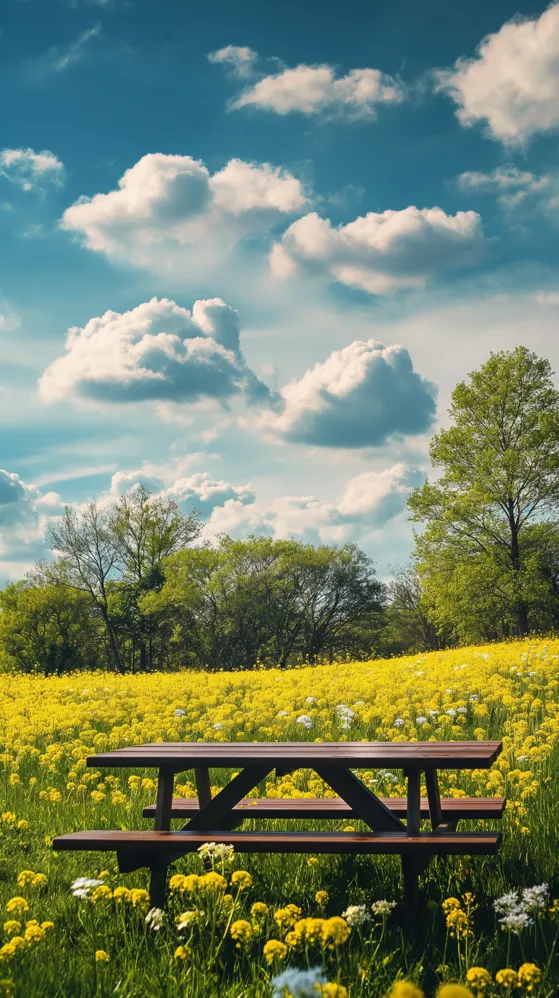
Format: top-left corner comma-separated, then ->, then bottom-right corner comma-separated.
1,638 -> 559,995
409,347 -> 559,638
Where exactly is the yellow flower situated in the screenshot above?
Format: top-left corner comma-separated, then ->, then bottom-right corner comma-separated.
318,986 -> 348,998
95,950 -> 110,963
113,887 -> 131,903
307,857 -> 319,867
495,969 -> 519,989
274,905 -> 302,933
437,987 -> 474,998
40,922 -> 54,932
321,916 -> 351,948
231,870 -> 253,890
199,872 -> 227,893
517,964 -> 541,991
31,873 -> 47,889
315,890 -> 329,906
263,939 -> 287,964
466,968 -> 492,992
342,826 -> 355,832
251,902 -> 269,918
16,821 -> 28,832
389,981 -> 425,998
23,924 -> 45,946
128,888 -> 150,909
2,924 -> 20,938
91,885 -> 113,903
174,945 -> 191,961
5,899 -> 29,916
16,870 -> 36,888
230,919 -> 254,947
442,897 -> 462,913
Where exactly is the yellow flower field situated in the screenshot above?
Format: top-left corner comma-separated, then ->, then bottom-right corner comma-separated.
0,638 -> 559,996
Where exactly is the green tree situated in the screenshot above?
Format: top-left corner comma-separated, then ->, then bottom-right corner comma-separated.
408,347 -> 559,637
0,580 -> 102,674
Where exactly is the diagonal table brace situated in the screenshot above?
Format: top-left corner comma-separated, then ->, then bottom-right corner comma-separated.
314,766 -> 406,832
182,765 -> 273,831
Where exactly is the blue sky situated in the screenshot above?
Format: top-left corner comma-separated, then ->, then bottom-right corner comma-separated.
1,0 -> 559,582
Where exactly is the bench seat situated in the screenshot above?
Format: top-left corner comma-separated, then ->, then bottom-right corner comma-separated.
142,796 -> 505,821
53,828 -> 501,856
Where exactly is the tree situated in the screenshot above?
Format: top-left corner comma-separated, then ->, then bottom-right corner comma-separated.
109,485 -> 200,669
0,580 -> 102,674
45,502 -> 124,671
385,561 -> 442,653
408,347 -> 559,637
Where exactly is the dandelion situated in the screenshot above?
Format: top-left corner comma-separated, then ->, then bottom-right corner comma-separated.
315,890 -> 329,907
95,950 -> 110,963
145,907 -> 165,931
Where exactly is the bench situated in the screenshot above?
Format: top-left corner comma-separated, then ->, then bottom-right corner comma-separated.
142,796 -> 505,821
53,739 -> 504,909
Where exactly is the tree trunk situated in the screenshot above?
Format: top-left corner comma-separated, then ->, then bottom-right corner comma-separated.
99,604 -> 125,673
509,502 -> 529,637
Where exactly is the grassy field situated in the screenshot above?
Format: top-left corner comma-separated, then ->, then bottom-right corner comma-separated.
1,639 -> 559,997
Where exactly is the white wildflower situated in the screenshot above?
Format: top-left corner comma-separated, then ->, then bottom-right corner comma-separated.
271,966 -> 327,998
176,910 -> 197,931
394,718 -> 405,727
296,715 -> 313,729
342,904 -> 370,926
416,716 -> 428,725
371,899 -> 397,917
499,911 -> 534,934
145,907 -> 165,931
70,877 -> 103,898
522,884 -> 549,911
174,708 -> 186,717
197,842 -> 235,861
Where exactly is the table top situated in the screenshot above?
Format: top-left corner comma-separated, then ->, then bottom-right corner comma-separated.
87,740 -> 502,770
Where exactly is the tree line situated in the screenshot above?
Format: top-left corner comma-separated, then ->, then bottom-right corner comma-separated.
2,345 -> 559,673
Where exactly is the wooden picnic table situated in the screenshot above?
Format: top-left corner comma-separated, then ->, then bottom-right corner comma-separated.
54,740 -> 503,909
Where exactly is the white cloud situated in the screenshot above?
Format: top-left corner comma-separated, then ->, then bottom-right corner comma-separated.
0,297 -> 20,333
201,463 -> 421,544
436,3 -> 559,143
252,339 -> 437,448
228,63 -> 405,120
60,153 -> 308,268
38,296 -> 272,409
457,164 -> 559,211
271,206 -> 487,294
535,291 -> 559,305
0,468 -> 61,569
207,45 -> 258,79
0,148 -> 65,192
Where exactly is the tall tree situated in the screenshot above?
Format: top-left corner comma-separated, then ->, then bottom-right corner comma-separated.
408,347 -> 559,636
44,502 -> 124,671
109,485 -> 201,669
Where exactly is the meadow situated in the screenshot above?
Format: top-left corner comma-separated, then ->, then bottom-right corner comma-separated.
1,639 -> 559,998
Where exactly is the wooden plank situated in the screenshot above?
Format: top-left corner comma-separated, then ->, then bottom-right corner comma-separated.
314,766 -> 406,832
425,770 -> 442,829
53,828 -> 502,855
142,796 -> 506,820
405,769 -> 421,835
182,766 -> 272,831
154,768 -> 174,831
86,740 -> 502,771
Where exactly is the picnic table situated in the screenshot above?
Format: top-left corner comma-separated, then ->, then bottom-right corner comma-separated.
54,740 -> 504,908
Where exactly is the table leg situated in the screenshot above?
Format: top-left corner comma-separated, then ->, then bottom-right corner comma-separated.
151,766 -> 174,908
195,767 -> 212,807
183,766 -> 272,831
425,769 -> 442,829
405,769 -> 421,836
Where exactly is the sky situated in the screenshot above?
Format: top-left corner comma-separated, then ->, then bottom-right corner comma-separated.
1,0 -> 559,584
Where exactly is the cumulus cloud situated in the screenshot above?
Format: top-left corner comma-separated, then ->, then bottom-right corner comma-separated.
38,296 -> 272,409
106,460 -> 421,546
436,3 -> 559,144
270,206 -> 486,294
227,62 -> 405,120
457,165 -> 558,210
207,45 -> 258,78
0,469 -> 61,574
60,152 -> 308,268
253,339 -> 437,448
0,148 -> 65,191
201,463 -> 422,544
